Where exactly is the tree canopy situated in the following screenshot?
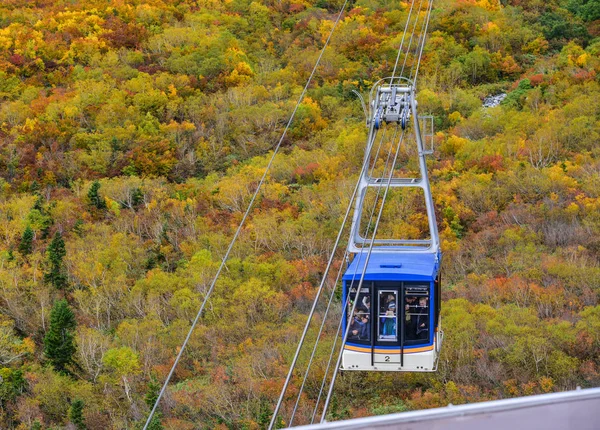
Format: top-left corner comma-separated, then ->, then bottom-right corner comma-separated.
0,0 -> 598,428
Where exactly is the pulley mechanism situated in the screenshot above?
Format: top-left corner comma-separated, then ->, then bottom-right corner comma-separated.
372,84 -> 412,130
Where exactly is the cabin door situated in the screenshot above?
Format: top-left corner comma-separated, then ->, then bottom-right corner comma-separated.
373,287 -> 402,364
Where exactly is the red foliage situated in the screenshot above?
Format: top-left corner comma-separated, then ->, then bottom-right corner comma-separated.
470,210 -> 499,233
292,162 -> 320,184
528,74 -> 544,86
580,361 -> 600,385
8,54 -> 25,66
289,3 -> 306,13
101,17 -> 149,49
409,389 -> 445,409
464,154 -> 504,173
573,69 -> 596,82
289,281 -> 314,302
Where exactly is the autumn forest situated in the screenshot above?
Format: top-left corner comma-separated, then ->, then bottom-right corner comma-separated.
0,0 -> 599,428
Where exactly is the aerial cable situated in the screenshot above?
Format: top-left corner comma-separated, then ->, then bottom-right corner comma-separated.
391,0 -> 417,80
264,1 -> 356,428
310,308 -> 343,424
288,251 -> 347,427
290,1 -> 434,416
399,0 -> 426,79
311,124 -> 402,424
268,110 -> 360,430
312,0 -> 435,423
142,0 -> 352,427
287,2 -> 428,417
399,0 -> 424,79
320,128 -> 407,423
408,29 -> 425,82
320,128 -> 406,423
288,122 -> 393,426
412,0 -> 434,84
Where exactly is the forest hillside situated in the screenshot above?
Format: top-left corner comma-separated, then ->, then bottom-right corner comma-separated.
0,0 -> 599,428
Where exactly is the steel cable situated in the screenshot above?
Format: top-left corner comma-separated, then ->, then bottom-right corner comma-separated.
320,129 -> 407,422
288,122 -> 391,427
412,0 -> 434,84
316,1 -> 435,423
312,124 -> 401,423
391,0 -> 417,80
271,0 -> 435,426
400,0 -> 426,80
143,1 -> 351,427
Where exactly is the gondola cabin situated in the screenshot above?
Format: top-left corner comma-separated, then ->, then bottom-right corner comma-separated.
341,78 -> 443,372
341,252 -> 442,372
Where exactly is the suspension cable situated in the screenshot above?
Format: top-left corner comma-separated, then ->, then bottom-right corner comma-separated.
310,305 -> 343,424
142,2 -> 351,428
289,122 -> 392,426
268,125 -> 362,430
264,4 -> 371,427
283,2 -> 432,423
312,1 -> 435,423
307,126 -> 397,425
288,251 -> 346,427
399,0 -> 426,79
312,124 -> 401,423
271,1 -> 435,425
391,0 -> 417,80
412,0 -> 434,84
320,128 -> 407,423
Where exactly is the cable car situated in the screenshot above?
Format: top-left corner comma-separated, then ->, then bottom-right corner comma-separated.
341,77 -> 443,372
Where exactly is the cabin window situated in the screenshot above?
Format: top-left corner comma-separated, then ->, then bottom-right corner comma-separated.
404,285 -> 429,343
347,288 -> 371,342
378,290 -> 397,341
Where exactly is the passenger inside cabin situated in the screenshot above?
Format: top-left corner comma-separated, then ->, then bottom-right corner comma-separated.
385,294 -> 395,310
416,297 -> 429,340
360,296 -> 371,313
381,302 -> 396,337
405,296 -> 417,340
349,312 -> 370,340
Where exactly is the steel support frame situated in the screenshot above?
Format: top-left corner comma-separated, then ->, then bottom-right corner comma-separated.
348,78 -> 439,256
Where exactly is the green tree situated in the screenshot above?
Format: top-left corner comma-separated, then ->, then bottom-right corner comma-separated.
568,0 -> 600,21
44,231 -> 68,290
0,368 -> 25,407
87,180 -> 106,210
144,377 -> 164,430
146,414 -> 164,430
102,346 -> 140,402
69,399 -> 86,430
43,299 -> 76,373
18,225 -> 34,255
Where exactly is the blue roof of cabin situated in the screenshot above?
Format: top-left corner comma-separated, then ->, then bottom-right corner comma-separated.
342,252 -> 441,282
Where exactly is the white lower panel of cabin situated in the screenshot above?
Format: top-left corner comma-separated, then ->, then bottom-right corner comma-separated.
341,340 -> 440,372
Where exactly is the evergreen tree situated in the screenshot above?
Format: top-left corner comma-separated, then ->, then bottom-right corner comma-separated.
144,377 -> 161,408
43,299 -> 76,373
144,377 -> 164,430
73,219 -> 84,237
70,399 -> 86,430
87,180 -> 106,210
18,225 -> 34,255
30,421 -> 41,430
32,194 -> 44,212
29,180 -> 40,193
44,231 -> 68,289
131,187 -> 144,208
146,415 -> 164,430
